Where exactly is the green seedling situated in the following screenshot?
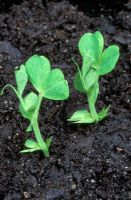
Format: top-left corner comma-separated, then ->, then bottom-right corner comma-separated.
68,31 -> 120,124
1,55 -> 69,157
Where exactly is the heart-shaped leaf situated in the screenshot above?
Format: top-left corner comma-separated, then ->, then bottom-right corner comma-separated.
78,31 -> 104,67
15,65 -> 28,95
68,109 -> 94,123
25,55 -> 51,93
97,45 -> 120,75
43,69 -> 69,100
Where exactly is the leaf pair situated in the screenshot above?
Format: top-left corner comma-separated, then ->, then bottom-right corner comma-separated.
25,55 -> 69,100
15,55 -> 69,107
79,31 -> 120,76
15,55 -> 69,124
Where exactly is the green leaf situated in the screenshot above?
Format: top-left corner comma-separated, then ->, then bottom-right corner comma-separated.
74,68 -> 98,93
15,65 -> 28,95
24,139 -> 41,149
20,139 -> 41,153
78,31 -> 104,66
97,45 -> 120,75
20,148 -> 40,153
19,92 -> 38,120
98,106 -> 110,121
45,137 -> 52,149
74,72 -> 85,93
84,69 -> 98,91
26,124 -> 32,132
19,103 -> 33,120
88,82 -> 99,104
72,58 -> 86,93
43,69 -> 69,100
23,92 -> 38,111
25,55 -> 51,93
68,109 -> 94,123
81,56 -> 91,77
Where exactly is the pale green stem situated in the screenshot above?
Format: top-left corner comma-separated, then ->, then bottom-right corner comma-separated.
88,96 -> 99,122
0,84 -> 25,108
32,93 -> 49,157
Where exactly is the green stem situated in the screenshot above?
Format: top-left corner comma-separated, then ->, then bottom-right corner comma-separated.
88,96 -> 98,122
32,93 -> 49,157
32,121 -> 49,157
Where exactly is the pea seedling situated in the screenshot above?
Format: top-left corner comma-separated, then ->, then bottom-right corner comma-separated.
68,31 -> 120,123
1,55 -> 69,157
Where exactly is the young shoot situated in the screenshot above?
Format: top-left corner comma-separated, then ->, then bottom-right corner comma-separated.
68,31 -> 120,124
1,55 -> 69,157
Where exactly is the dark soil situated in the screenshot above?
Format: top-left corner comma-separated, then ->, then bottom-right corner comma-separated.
0,0 -> 131,199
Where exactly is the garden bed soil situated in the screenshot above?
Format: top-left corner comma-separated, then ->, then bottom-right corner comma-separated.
0,0 -> 131,199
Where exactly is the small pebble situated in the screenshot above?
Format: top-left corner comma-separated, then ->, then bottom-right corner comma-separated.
91,179 -> 95,183
71,183 -> 77,190
23,191 -> 31,198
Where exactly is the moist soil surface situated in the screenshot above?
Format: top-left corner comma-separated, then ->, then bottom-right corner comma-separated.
0,0 -> 131,199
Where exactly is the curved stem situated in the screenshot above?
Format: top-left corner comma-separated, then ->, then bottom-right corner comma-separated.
0,84 -> 25,108
32,93 -> 49,157
0,84 -> 17,95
